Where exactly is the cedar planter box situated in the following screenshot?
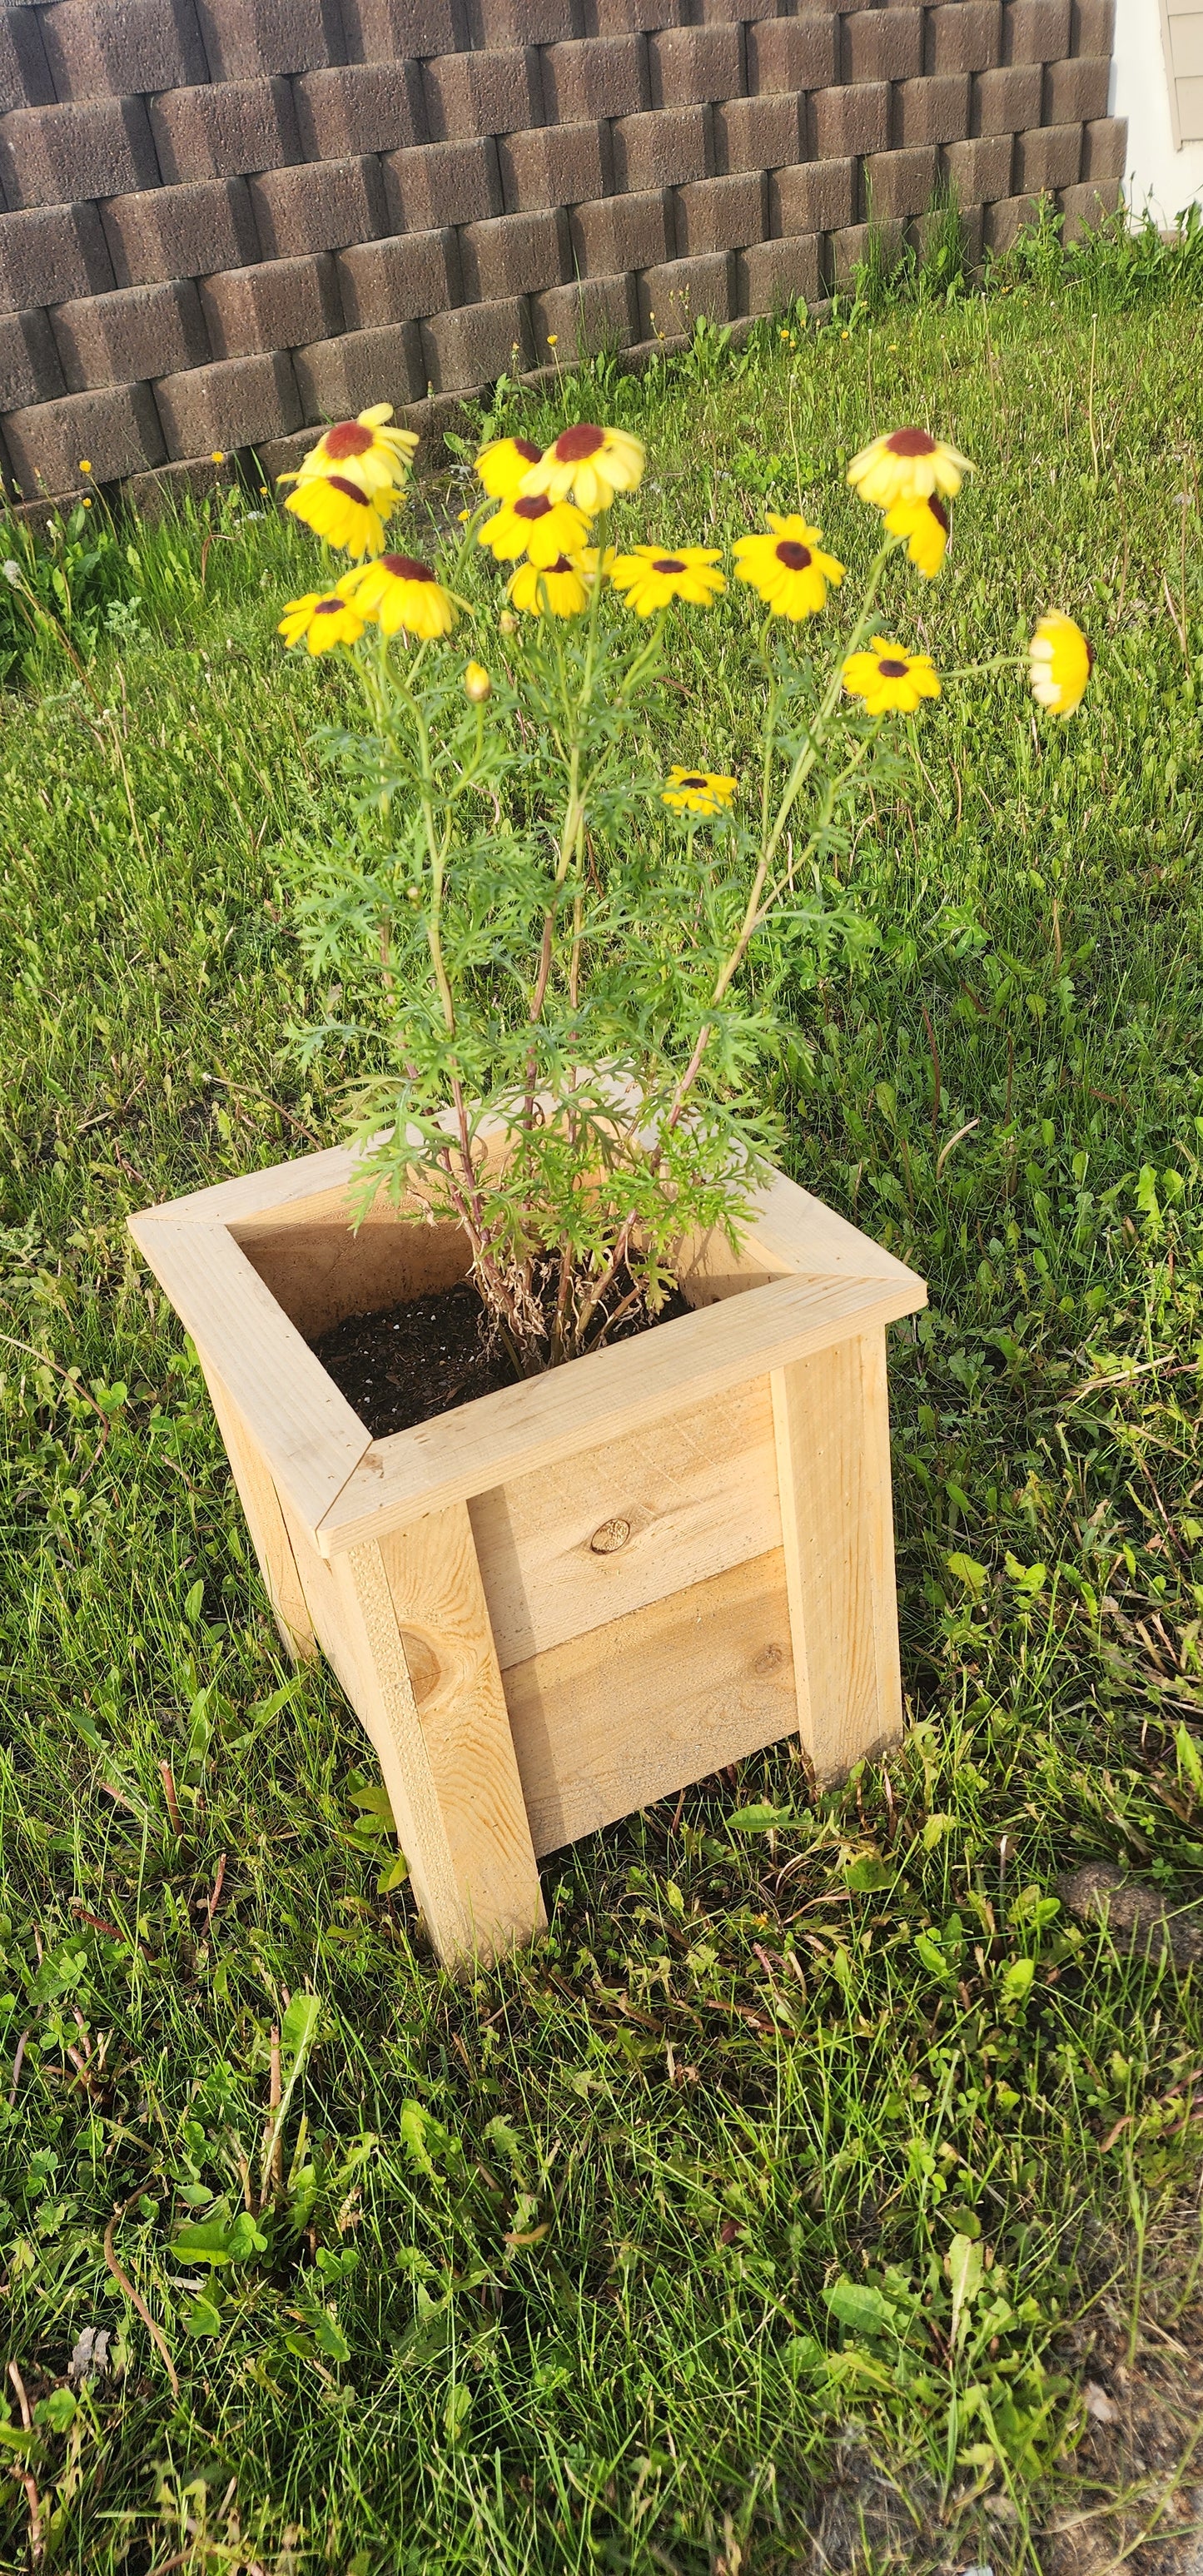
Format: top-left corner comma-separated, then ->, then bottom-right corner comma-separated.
129,1148 -> 926,1966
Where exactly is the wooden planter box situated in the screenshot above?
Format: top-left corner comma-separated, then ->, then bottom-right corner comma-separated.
129,1149 -> 925,1966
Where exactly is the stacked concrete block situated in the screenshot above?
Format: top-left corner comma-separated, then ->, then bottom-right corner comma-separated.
0,0 -> 1126,499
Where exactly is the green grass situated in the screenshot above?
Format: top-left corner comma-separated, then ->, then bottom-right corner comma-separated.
3,266 -> 1203,2575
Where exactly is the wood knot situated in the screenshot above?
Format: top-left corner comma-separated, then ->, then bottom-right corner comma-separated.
753,1644 -> 784,1677
589,1516 -> 631,1555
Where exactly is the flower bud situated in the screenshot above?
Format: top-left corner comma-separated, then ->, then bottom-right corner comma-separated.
464,659 -> 492,703
499,610 -> 519,635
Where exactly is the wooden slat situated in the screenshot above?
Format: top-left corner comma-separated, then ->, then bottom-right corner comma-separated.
237,1216 -> 470,1343
316,1268 -> 925,1556
199,1352 -> 317,1660
137,1144 -> 364,1228
771,1329 -> 903,1784
505,1549 -> 798,1855
470,1376 -> 780,1668
743,1171 -> 925,1290
128,1215 -> 370,1539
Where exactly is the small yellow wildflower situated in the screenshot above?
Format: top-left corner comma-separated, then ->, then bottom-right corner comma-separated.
278,589 -> 366,654
464,660 -> 492,701
507,554 -> 590,618
479,491 -> 590,566
662,766 -> 737,817
733,515 -> 844,619
519,423 -> 645,515
609,544 -> 725,616
1028,612 -> 1091,718
338,553 -> 455,639
842,637 -> 941,715
475,435 -> 544,501
847,426 -> 972,510
79,459 -> 92,474
211,450 -> 226,465
883,491 -> 950,578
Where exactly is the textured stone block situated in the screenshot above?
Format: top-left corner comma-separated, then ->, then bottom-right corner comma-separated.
2,379 -> 165,490
122,449 -> 237,515
458,206 -> 568,297
673,169 -> 763,253
941,131 -> 1013,198
497,120 -> 609,211
420,294 -> 532,391
0,7 -> 53,113
648,25 -> 743,107
37,0 -> 207,102
250,152 -> 388,251
583,0 -> 681,30
0,201 -> 115,310
638,248 -> 732,336
972,62 -> 1041,132
828,216 -> 904,291
769,153 -> 854,234
925,2 -> 1001,73
0,306 -> 65,408
746,15 -> 837,95
1044,55 -> 1110,124
423,48 -> 542,140
863,143 -> 937,217
1001,0 -> 1070,59
569,186 -> 668,270
1081,115 -> 1125,180
0,96 -> 158,206
736,231 -> 819,316
193,0 -> 345,79
532,269 -> 636,357
385,135 -> 501,227
1071,0 -> 1114,52
293,319 -> 422,415
467,0 -> 577,40
693,0 -> 773,20
52,278 -> 209,388
336,229 -> 456,324
154,346 -> 301,454
150,77 -> 300,182
895,74 -> 971,145
540,33 -> 648,118
712,92 -> 801,173
103,176 -> 260,282
293,62 -> 425,157
609,102 -> 708,186
1059,173 -> 1121,237
810,81 -> 888,157
201,251 -> 343,353
1013,119 -> 1080,191
341,0 -> 465,54
982,191 -> 1036,251
842,6 -> 922,82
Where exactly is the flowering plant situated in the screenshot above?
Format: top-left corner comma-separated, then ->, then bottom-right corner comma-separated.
278,403 -> 1091,1378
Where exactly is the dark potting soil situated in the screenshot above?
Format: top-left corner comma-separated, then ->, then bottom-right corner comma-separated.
312,1271 -> 692,1440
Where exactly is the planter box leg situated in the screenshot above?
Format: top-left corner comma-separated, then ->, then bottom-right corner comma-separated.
771,1328 -> 904,1783
327,1506 -> 546,1967
199,1354 -> 318,1663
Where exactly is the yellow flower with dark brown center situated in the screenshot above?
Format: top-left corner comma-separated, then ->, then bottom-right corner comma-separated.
1028,612 -> 1092,718
478,491 -> 591,565
842,637 -> 941,715
732,514 -> 844,619
847,426 -> 972,510
609,545 -> 725,616
337,552 -> 456,637
883,492 -> 950,577
475,435 -> 544,500
285,404 -> 418,497
506,554 -> 590,618
278,589 -> 367,654
281,470 -> 394,558
519,423 -> 645,514
662,766 -> 737,816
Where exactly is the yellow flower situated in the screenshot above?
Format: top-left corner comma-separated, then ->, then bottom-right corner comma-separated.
842,637 -> 941,715
662,766 -> 737,816
278,589 -> 367,654
1028,612 -> 1091,718
847,426 -> 972,510
211,449 -> 226,465
338,552 -> 456,638
478,491 -> 591,566
507,554 -> 590,618
464,660 -> 492,701
732,514 -> 844,619
609,544 -> 725,616
79,459 -> 92,474
519,423 -> 645,515
883,492 -> 950,577
475,435 -> 544,501
282,470 -> 394,558
286,404 -> 418,497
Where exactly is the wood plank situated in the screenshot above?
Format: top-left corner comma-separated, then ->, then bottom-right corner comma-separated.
743,1171 -> 925,1292
135,1143 -> 364,1228
237,1216 -> 470,1343
128,1215 -> 370,1539
470,1376 -> 780,1668
771,1329 -> 903,1784
198,1351 -> 317,1660
505,1549 -> 798,1855
316,1269 -> 925,1556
